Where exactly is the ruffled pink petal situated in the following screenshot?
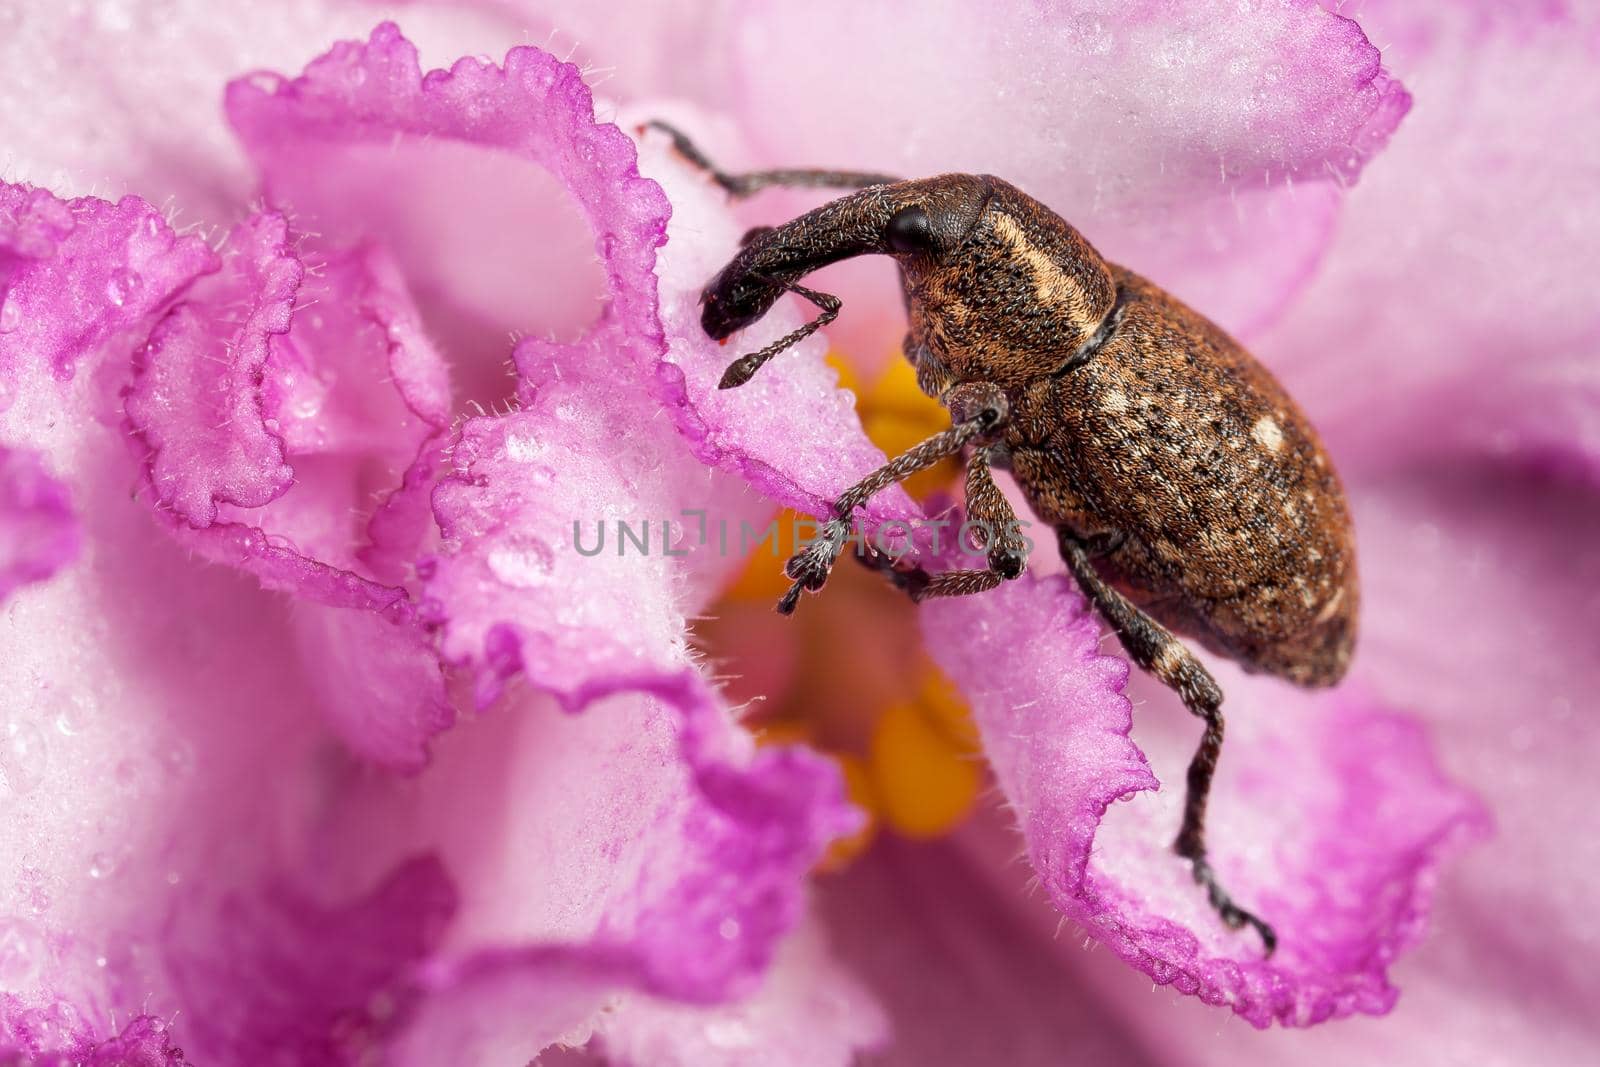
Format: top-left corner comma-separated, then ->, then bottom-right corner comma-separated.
0,381 -> 458,1063
421,391 -> 857,998
699,0 -> 1407,346
226,21 -> 625,394
223,27 -> 869,1044
98,184 -> 460,770
123,211 -> 300,525
228,23 -> 916,532
0,185 -> 215,382
1067,466 -> 1600,1063
1257,4 -> 1600,482
0,446 -> 80,605
163,855 -> 456,1062
118,206 -> 451,769
1,1011 -> 192,1066
920,573 -> 1485,1028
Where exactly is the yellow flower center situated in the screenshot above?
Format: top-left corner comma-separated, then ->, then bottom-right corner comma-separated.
694,351 -> 981,870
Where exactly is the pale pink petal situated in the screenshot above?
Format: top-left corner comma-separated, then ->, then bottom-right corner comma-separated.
732,1 -> 1406,193
595,911 -> 889,1067
921,573 -> 1485,1027
0,371 -> 457,1063
0,446 -> 79,605
708,0 -> 1407,345
470,2 -> 1385,349
394,907 -> 887,1067
1258,4 -> 1600,482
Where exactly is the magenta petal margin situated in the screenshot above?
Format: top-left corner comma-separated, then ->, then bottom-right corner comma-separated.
922,574 -> 1488,1027
0,186 -> 215,382
222,22 -> 858,1008
0,446 -> 79,606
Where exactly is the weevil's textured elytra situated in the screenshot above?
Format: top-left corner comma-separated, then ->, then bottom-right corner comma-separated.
647,122 -> 1359,956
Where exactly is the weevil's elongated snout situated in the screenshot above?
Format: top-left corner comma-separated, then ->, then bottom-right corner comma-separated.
699,174 -> 995,342
700,185 -> 896,340
701,270 -> 784,340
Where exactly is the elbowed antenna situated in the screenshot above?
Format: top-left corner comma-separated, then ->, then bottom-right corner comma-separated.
703,187 -> 906,390
701,185 -> 901,344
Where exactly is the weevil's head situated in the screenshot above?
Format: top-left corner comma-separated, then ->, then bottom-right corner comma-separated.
699,176 -> 994,342
874,174 -> 995,278
701,175 -> 1114,389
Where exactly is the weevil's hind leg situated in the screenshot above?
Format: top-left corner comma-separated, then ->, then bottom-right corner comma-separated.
644,120 -> 902,198
1057,529 -> 1278,957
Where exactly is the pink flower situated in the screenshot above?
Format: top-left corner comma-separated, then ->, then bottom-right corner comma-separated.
0,2 -> 1593,1064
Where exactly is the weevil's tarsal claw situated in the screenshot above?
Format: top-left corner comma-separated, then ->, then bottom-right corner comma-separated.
1189,854 -> 1277,957
776,581 -> 805,616
773,521 -> 848,613
1247,914 -> 1278,957
782,545 -> 834,591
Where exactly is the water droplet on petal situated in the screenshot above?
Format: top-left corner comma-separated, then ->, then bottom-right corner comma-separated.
291,393 -> 323,420
0,917 -> 45,991
504,433 -> 546,462
105,268 -> 142,308
0,296 -> 21,334
487,536 -> 554,588
1,721 -> 48,796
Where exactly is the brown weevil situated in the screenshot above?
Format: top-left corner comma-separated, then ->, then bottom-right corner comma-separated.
648,122 -> 1359,955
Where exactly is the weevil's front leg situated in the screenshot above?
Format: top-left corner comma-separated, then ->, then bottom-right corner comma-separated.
778,384 -> 1009,614
1056,529 -> 1277,956
860,447 -> 1029,601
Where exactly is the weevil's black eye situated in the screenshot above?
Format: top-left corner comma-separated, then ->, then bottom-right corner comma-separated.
884,205 -> 935,255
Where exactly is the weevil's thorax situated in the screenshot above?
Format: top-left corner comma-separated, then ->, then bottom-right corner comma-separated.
902,179 -> 1117,391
